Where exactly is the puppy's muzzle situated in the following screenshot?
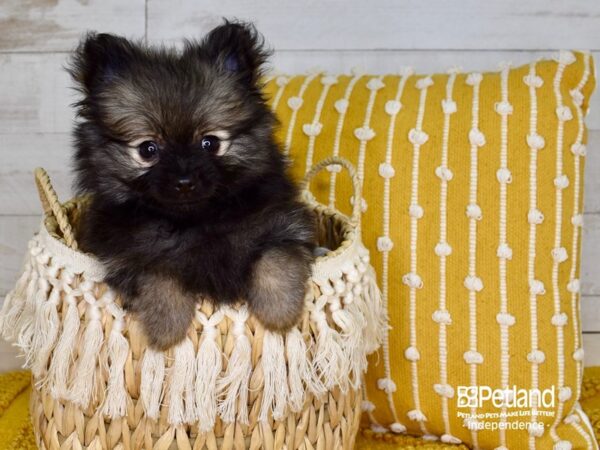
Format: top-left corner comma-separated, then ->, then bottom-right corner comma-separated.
174,177 -> 196,194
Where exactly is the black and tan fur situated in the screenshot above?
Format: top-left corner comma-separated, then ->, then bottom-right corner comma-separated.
70,21 -> 316,350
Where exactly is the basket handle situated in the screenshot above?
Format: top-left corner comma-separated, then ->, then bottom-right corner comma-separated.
34,168 -> 78,250
301,157 -> 362,226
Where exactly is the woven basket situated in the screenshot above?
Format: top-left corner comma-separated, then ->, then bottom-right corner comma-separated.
0,157 -> 385,450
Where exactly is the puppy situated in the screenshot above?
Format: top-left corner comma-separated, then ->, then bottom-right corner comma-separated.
69,21 -> 316,350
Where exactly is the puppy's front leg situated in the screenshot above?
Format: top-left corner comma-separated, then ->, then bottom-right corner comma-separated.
247,246 -> 313,332
125,273 -> 197,350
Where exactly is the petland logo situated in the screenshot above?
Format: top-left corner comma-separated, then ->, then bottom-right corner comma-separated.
457,385 -> 555,409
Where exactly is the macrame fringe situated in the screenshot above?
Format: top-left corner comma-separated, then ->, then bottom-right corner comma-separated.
286,328 -> 324,411
195,311 -> 223,430
15,274 -> 46,362
1,223 -> 385,428
330,300 -> 355,393
311,297 -> 345,389
68,303 -> 104,408
140,348 -> 165,420
168,337 -> 197,425
46,294 -> 80,399
338,299 -> 367,390
0,292 -> 21,341
31,286 -> 60,380
260,332 -> 289,422
0,258 -> 33,340
0,292 -> 17,340
102,313 -> 129,418
361,265 -> 387,353
217,307 -> 251,425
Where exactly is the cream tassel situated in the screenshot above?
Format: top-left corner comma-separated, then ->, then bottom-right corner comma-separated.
31,279 -> 61,381
259,331 -> 288,422
332,295 -> 367,390
286,328 -> 324,412
16,270 -> 48,360
102,304 -> 129,419
168,337 -> 197,425
68,289 -> 104,408
47,289 -> 80,399
360,265 -> 387,353
310,296 -> 344,389
195,310 -> 223,431
0,256 -> 33,340
350,300 -> 369,387
18,277 -> 50,364
0,291 -> 22,341
140,348 -> 165,420
217,307 -> 251,425
329,298 -> 352,393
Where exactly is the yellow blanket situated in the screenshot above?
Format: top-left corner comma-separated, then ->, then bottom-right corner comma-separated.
1,369 -> 598,449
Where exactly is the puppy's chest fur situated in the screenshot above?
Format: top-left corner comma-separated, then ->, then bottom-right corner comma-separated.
79,194 -> 313,305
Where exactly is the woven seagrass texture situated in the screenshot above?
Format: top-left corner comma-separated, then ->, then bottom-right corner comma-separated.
28,315 -> 363,450
0,158 -> 384,450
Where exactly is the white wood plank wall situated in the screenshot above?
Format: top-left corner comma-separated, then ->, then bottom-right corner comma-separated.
0,0 -> 598,370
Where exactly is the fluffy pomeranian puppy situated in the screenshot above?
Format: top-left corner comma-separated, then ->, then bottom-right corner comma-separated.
69,21 -> 316,350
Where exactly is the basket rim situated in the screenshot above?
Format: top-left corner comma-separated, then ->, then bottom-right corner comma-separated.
40,196 -> 362,282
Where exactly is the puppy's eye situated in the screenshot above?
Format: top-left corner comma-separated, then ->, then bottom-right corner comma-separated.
138,141 -> 159,160
201,135 -> 221,152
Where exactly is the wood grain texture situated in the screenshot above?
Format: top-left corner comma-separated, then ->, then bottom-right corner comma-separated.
2,0 -> 598,53
0,133 -> 73,215
0,216 -> 41,298
582,297 -> 600,332
0,0 -> 145,53
583,334 -> 600,366
0,53 -> 74,134
146,0 -> 600,51
582,213 -> 600,297
586,132 -> 600,214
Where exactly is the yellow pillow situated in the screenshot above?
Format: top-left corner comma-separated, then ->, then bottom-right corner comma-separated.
264,51 -> 597,449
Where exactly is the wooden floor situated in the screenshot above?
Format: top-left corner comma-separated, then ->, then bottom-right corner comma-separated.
0,0 -> 598,367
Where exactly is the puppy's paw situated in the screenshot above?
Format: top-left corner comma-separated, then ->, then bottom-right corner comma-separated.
126,274 -> 197,350
248,246 -> 313,332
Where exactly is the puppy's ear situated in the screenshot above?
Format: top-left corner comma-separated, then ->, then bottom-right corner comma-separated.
201,20 -> 270,86
69,32 -> 136,93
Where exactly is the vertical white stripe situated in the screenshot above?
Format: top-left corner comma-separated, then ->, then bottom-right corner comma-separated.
549,51 -> 573,445
405,76 -> 433,436
568,53 -> 590,415
570,422 -> 594,450
465,72 -> 483,449
377,70 -> 411,430
328,74 -> 363,208
356,76 -> 385,187
497,63 -> 513,448
435,69 -> 459,444
362,380 -> 388,433
283,73 -> 319,155
525,61 -> 543,450
270,75 -> 290,112
304,76 -> 336,173
570,407 -> 596,450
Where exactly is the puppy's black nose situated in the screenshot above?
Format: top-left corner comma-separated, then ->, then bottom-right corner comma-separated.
175,177 -> 195,194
